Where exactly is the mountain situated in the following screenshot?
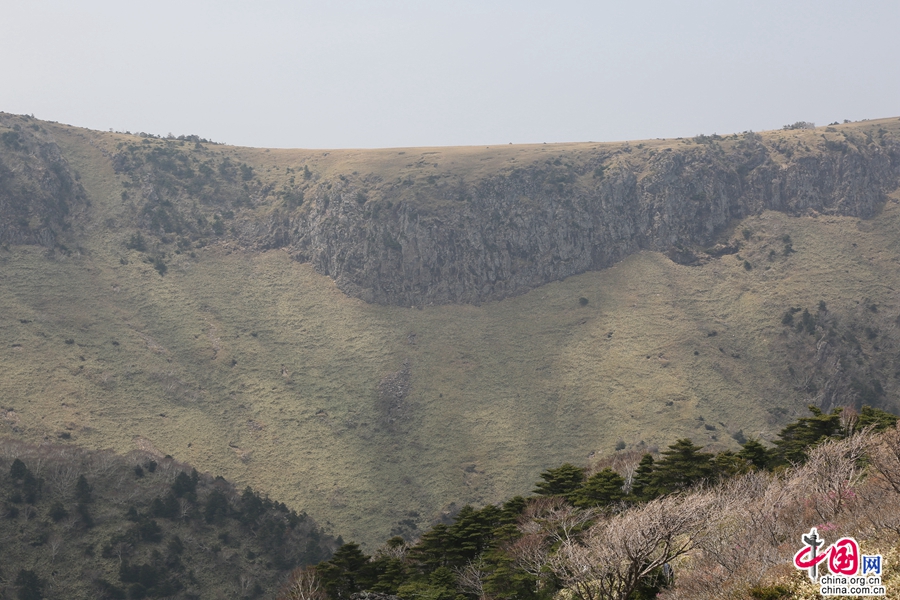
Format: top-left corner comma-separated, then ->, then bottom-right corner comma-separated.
1,112 -> 899,547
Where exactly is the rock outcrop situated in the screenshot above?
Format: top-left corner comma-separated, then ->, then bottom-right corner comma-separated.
257,132 -> 900,306
5,113 -> 899,307
0,114 -> 87,248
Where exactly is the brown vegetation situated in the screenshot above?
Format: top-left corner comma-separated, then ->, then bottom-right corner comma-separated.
511,428 -> 900,599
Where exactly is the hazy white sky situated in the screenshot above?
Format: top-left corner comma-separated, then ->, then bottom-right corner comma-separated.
3,1 -> 898,149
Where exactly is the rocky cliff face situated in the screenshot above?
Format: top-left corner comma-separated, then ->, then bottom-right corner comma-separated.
0,114 -> 87,249
256,131 -> 900,306
5,113 -> 898,307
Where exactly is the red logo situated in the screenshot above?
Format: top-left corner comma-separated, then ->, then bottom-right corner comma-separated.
793,528 -> 860,580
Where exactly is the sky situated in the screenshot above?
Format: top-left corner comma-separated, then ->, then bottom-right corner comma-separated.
3,1 -> 899,149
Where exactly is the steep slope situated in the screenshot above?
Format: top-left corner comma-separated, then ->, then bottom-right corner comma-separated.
53,116 -> 899,307
1,113 -> 900,547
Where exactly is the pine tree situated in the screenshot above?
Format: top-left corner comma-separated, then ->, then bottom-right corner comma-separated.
649,439 -> 714,495
736,438 -> 771,470
9,458 -> 28,480
317,542 -> 375,599
772,406 -> 844,465
532,463 -> 585,498
570,468 -> 625,508
629,454 -> 656,501
75,475 -> 92,503
857,406 -> 899,431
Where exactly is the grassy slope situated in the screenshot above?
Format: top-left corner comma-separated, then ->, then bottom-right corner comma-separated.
1,119 -> 899,547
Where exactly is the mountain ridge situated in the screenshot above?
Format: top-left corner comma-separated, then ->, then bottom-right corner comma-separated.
3,112 -> 900,547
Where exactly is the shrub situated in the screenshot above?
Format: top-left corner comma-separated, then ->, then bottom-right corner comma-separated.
10,458 -> 28,480
125,233 -> 147,252
151,256 -> 167,276
15,569 -> 43,600
49,501 -> 68,522
748,584 -> 792,599
782,121 -> 815,130
1,130 -> 22,150
383,233 -> 402,251
75,475 -> 92,503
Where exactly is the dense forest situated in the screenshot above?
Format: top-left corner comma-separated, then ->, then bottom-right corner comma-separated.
286,406 -> 900,600
0,441 -> 337,599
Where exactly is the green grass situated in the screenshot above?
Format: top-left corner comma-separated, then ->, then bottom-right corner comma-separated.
1,117 -> 900,547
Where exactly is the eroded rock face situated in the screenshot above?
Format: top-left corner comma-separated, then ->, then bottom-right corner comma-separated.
256,135 -> 900,306
0,115 -> 88,248
5,112 -> 898,307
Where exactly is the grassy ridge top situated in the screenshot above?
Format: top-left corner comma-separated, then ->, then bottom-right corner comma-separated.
2,114 -> 900,546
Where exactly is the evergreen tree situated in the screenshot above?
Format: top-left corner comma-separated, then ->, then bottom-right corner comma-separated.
75,475 -> 92,503
408,524 -> 454,571
9,458 -> 28,480
15,569 -> 44,600
48,501 -> 69,522
239,486 -> 265,524
736,438 -> 771,470
629,454 -> 656,501
203,489 -> 230,524
483,550 -> 542,600
649,439 -> 714,495
711,451 -> 751,479
369,538 -> 408,594
858,406 -> 899,432
171,471 -> 197,499
498,496 -> 528,525
532,463 -> 585,498
22,471 -> 42,504
570,468 -> 625,508
448,504 -> 503,564
772,406 -> 844,465
317,543 -> 375,599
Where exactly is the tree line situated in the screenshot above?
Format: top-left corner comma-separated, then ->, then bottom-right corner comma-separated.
284,405 -> 899,600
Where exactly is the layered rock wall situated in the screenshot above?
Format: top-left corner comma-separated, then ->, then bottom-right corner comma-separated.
258,136 -> 900,305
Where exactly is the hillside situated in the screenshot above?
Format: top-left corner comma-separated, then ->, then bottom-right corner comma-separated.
1,113 -> 900,546
0,439 -> 336,599
302,408 -> 900,600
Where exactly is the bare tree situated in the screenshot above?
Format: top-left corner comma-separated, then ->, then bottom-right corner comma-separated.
238,574 -> 256,596
278,566 -> 326,600
113,541 -> 134,565
455,554 -> 489,600
519,496 -> 598,545
373,537 -> 409,561
507,533 -> 552,592
548,492 -> 712,600
788,433 -> 869,522
867,421 -> 900,494
48,533 -> 64,563
179,497 -> 193,520
46,463 -> 81,494
88,450 -> 120,479
681,470 -> 799,598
